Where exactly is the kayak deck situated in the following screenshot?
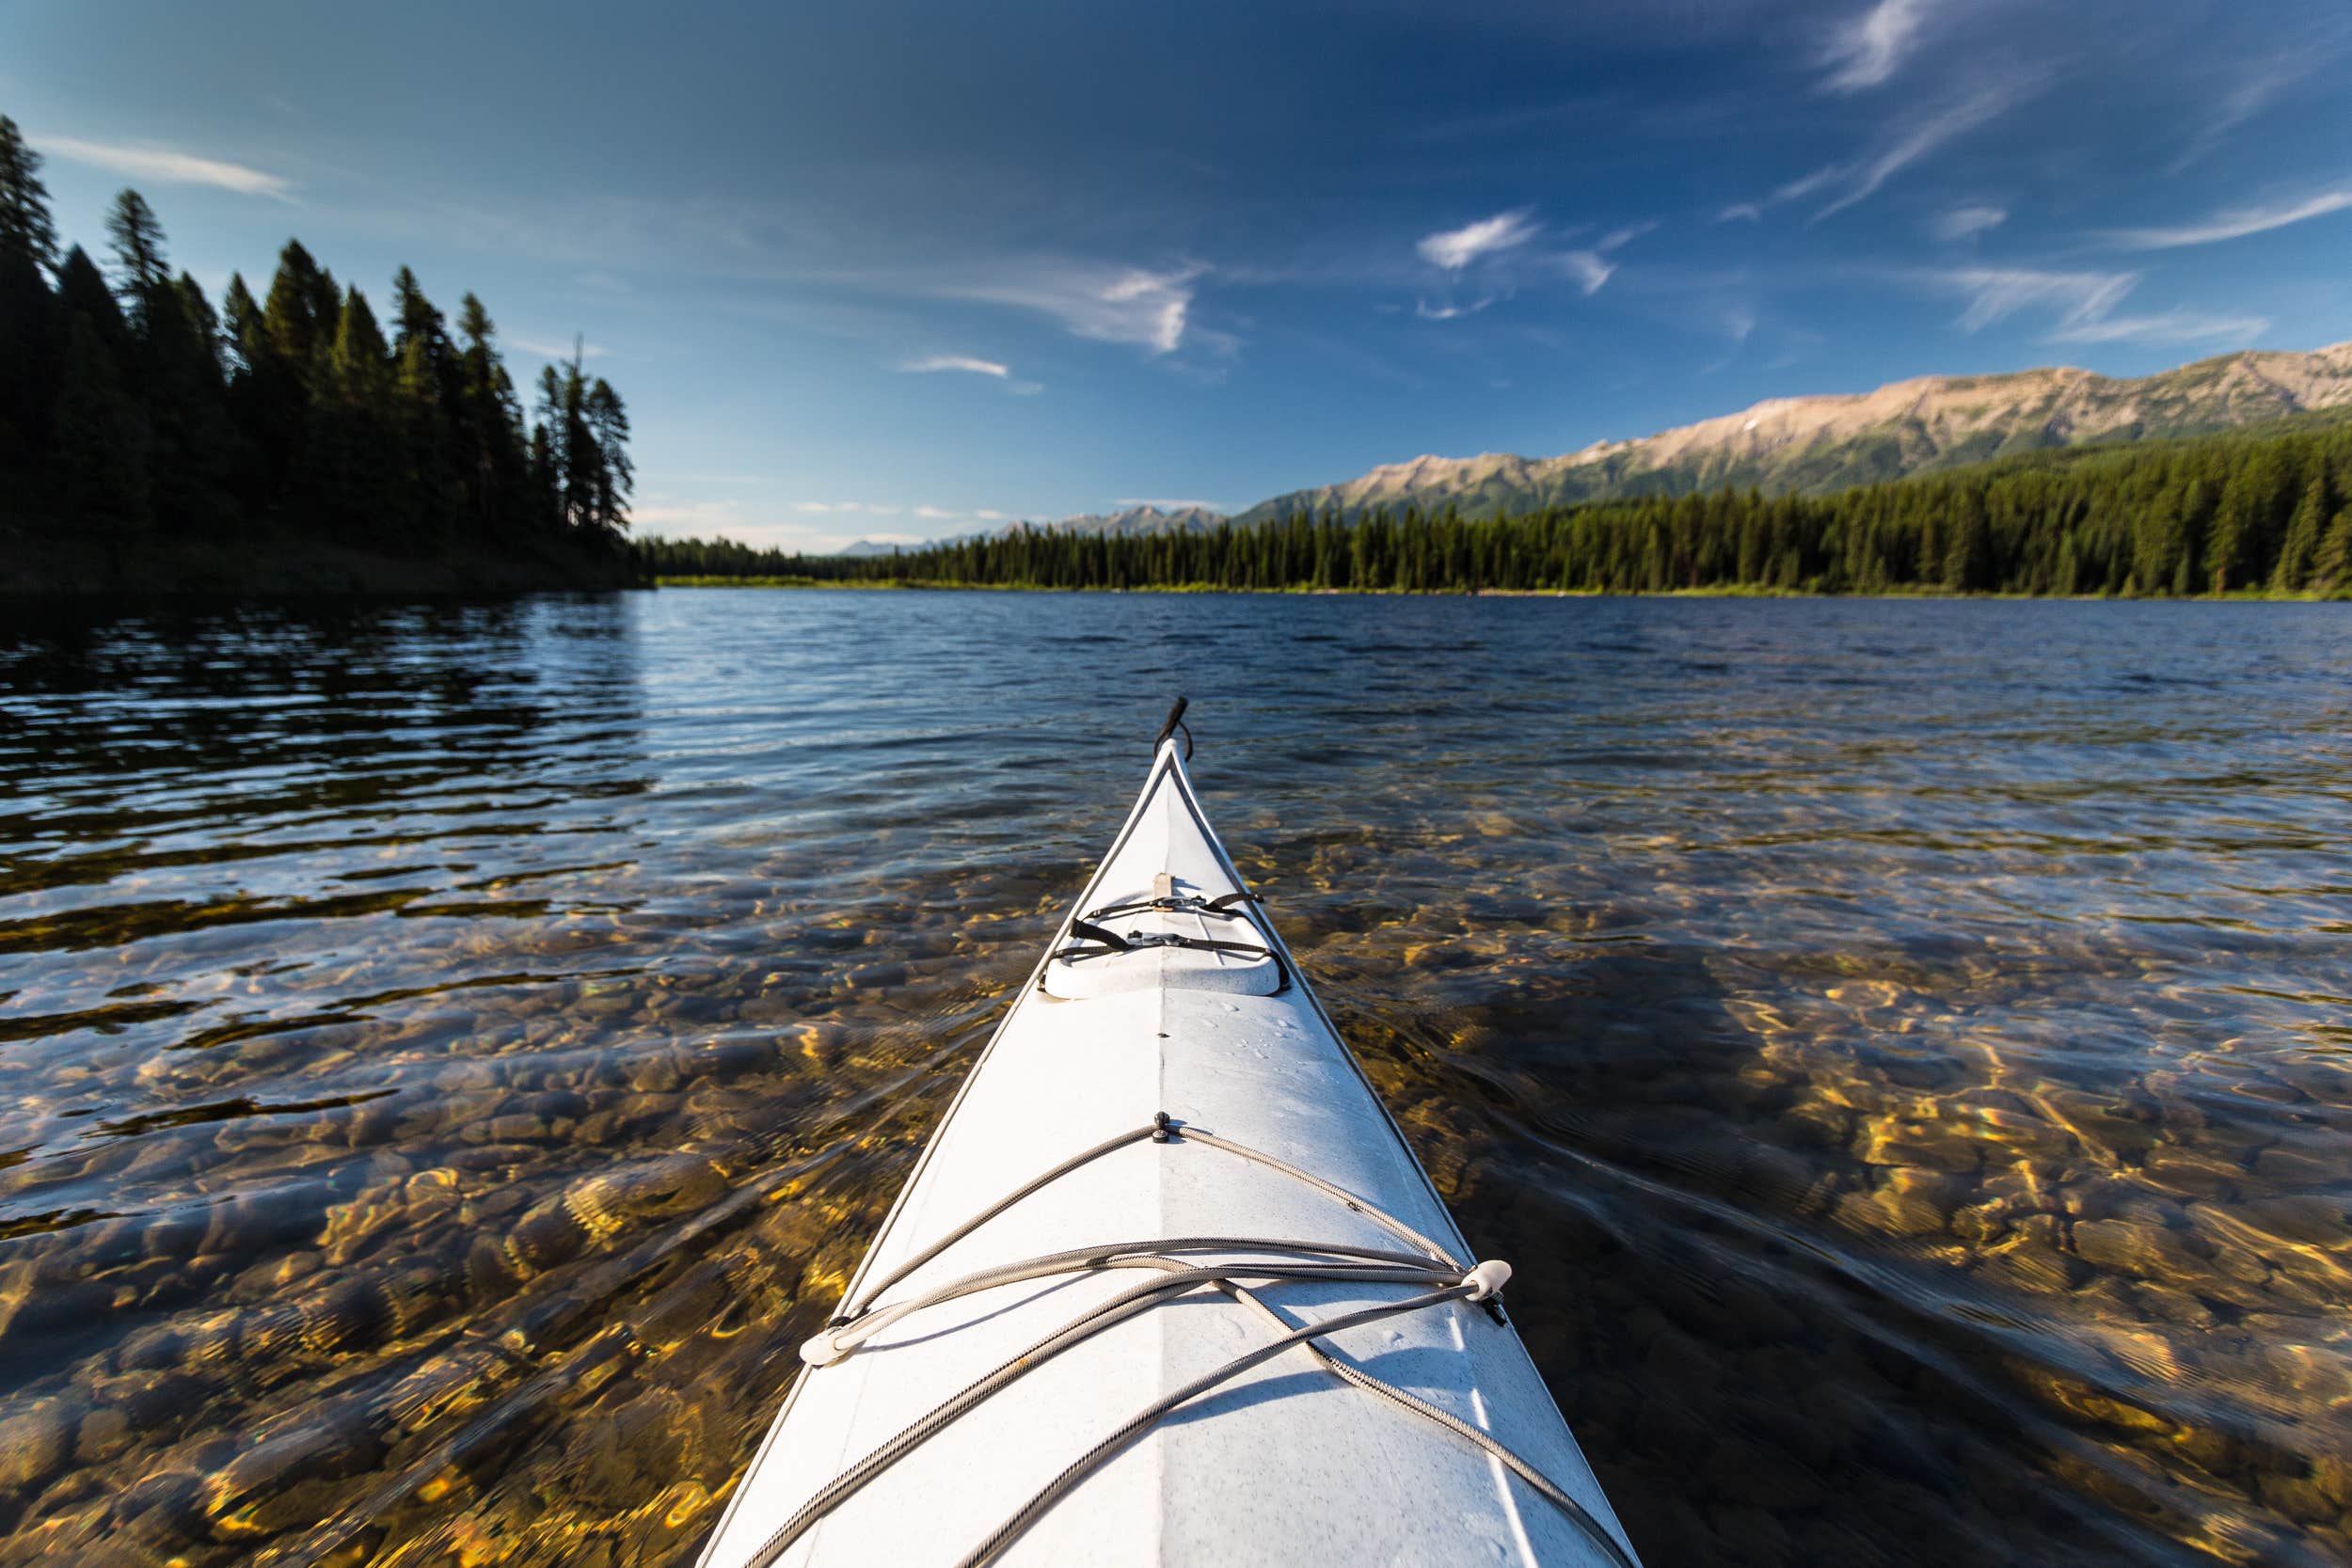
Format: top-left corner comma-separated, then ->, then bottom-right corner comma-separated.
694,740 -> 1640,1568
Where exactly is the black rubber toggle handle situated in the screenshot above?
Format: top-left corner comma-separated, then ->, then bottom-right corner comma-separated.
1153,695 -> 1190,750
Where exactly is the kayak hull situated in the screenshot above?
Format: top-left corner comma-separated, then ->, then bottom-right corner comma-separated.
695,743 -> 1640,1568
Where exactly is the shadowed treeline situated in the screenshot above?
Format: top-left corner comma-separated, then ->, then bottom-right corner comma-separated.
643,415 -> 2352,596
0,116 -> 633,592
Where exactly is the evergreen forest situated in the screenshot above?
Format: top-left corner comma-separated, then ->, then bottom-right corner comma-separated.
641,414 -> 2352,597
0,116 -> 633,590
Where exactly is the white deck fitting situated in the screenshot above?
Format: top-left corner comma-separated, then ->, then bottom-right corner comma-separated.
695,744 -> 1641,1568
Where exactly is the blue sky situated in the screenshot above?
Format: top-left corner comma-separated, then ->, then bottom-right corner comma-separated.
6,0 -> 2350,548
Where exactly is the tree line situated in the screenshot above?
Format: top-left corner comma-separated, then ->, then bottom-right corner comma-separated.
641,414 -> 2352,596
0,115 -> 631,565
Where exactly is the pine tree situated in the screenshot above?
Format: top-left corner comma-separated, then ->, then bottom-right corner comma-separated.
584,378 -> 632,534
0,116 -> 57,488
1943,489 -> 1989,592
0,116 -> 56,270
104,189 -> 170,308
261,239 -> 334,383
2315,506 -> 2352,595
321,284 -> 392,541
2271,469 -> 2329,594
53,312 -> 152,533
454,293 -> 528,535
389,267 -> 456,545
220,274 -> 262,374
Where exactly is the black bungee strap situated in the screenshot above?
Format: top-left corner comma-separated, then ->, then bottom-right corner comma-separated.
1054,919 -> 1275,965
1085,889 -> 1262,924
1153,695 -> 1194,761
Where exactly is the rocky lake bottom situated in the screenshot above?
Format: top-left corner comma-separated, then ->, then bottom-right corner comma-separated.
0,589 -> 2346,1566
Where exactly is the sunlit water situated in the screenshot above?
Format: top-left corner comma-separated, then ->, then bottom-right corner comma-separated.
2,589 -> 2348,1568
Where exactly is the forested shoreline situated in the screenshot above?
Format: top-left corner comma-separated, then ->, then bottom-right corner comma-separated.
0,116 -> 635,594
643,414 -> 2352,598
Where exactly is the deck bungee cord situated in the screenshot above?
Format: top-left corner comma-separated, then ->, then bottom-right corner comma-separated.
760,1115 -> 1639,1568
1053,879 -> 1277,968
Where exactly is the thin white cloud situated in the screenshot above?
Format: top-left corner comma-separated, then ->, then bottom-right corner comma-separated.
2171,49 -> 2338,172
913,505 -> 959,519
794,500 -> 908,515
633,499 -> 872,554
1555,251 -> 1615,295
1929,204 -> 2007,241
38,135 -> 294,201
1535,221 -> 1646,297
2106,189 -> 2352,249
1717,202 -> 1763,224
1114,498 -> 1225,512
1932,267 -> 2141,334
1803,83 -> 2032,220
900,354 -> 1010,377
2046,309 -> 2269,345
1913,266 -> 2259,346
509,334 -> 612,360
1418,209 -> 1539,271
944,262 -> 1201,356
1821,0 -> 1940,93
974,509 -> 1009,521
1415,294 -> 1502,321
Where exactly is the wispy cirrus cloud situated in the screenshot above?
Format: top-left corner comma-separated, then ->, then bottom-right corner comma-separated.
2045,309 -> 2270,345
38,135 -> 294,200
1933,267 -> 2140,333
2169,43 -> 2344,172
1114,498 -> 1225,512
508,333 -> 612,360
2105,189 -> 2352,249
632,498 -> 867,553
1410,210 -> 1645,315
1554,252 -> 1615,295
942,261 -> 1203,356
1415,294 -> 1502,321
1928,203 -> 2007,241
1550,221 -> 1652,296
1916,266 -> 2265,348
900,353 -> 1045,392
1417,209 -> 1539,271
1820,0 -> 1942,93
1780,80 -> 2036,221
901,354 -> 1009,377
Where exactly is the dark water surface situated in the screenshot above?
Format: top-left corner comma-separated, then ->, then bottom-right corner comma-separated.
3,590 -> 2349,1568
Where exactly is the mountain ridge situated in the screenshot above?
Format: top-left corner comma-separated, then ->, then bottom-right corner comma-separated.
1230,341 -> 2352,525
838,341 -> 2352,555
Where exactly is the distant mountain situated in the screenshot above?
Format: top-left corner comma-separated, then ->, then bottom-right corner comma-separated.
1232,341 -> 2352,525
993,504 -> 1226,538
836,504 -> 1224,556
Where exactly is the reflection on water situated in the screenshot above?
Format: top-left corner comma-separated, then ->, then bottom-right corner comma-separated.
1,590 -> 2348,1567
